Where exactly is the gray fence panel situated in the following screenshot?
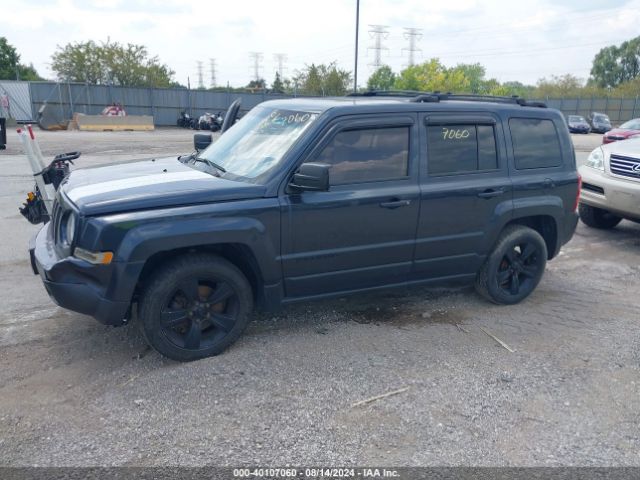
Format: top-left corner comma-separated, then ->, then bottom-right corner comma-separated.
18,81 -> 640,128
0,80 -> 33,120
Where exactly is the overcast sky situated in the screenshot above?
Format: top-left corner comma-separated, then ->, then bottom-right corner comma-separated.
3,0 -> 640,88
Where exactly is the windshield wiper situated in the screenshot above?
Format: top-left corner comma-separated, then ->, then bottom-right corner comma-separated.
194,156 -> 226,173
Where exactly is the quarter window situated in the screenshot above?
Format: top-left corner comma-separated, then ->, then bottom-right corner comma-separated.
427,124 -> 498,175
312,126 -> 410,185
510,118 -> 562,169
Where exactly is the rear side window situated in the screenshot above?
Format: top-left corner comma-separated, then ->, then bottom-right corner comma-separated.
313,126 -> 409,185
510,118 -> 562,169
427,124 -> 498,175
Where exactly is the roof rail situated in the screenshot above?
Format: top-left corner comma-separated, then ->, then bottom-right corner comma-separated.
347,90 -> 547,108
347,90 -> 425,98
410,92 -> 547,108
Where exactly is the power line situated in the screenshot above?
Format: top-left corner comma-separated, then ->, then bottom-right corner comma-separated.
402,27 -> 423,66
248,52 -> 264,82
196,60 -> 204,89
368,25 -> 389,69
273,53 -> 288,78
209,58 -> 216,88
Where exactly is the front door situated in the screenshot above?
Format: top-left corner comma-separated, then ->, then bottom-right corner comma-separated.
280,115 -> 420,298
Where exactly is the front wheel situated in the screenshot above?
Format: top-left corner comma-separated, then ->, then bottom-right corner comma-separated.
578,203 -> 622,229
138,254 -> 253,361
475,225 -> 547,305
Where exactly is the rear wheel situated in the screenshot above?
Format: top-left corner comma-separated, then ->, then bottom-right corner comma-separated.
578,203 -> 622,229
138,254 -> 253,361
476,225 -> 547,305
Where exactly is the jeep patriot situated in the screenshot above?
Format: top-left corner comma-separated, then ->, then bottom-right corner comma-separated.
29,92 -> 580,361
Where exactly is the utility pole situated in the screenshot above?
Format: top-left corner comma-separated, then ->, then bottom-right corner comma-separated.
196,61 -> 204,89
402,27 -> 423,66
354,0 -> 360,93
368,25 -> 389,69
249,52 -> 264,82
209,58 -> 217,88
273,53 -> 287,78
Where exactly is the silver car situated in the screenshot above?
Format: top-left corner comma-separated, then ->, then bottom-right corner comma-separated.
579,136 -> 640,228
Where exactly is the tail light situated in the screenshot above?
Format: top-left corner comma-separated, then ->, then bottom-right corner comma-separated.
574,174 -> 582,212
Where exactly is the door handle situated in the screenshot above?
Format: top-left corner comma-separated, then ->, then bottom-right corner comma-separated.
379,199 -> 411,209
477,189 -> 504,199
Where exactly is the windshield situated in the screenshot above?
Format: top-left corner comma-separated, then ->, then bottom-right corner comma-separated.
568,116 -> 584,122
619,119 -> 640,130
198,106 -> 319,181
594,114 -> 610,123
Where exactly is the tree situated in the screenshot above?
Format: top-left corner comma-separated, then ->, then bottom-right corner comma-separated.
535,74 -> 584,97
246,78 -> 266,90
294,62 -> 351,96
0,37 -> 43,80
449,63 -> 486,94
394,59 -> 469,92
271,72 -> 284,93
50,40 -> 175,87
367,65 -> 396,90
590,37 -> 640,88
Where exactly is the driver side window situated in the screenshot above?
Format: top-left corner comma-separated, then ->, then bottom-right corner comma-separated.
311,126 -> 410,185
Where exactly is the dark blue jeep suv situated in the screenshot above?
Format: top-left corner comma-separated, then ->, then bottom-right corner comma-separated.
30,93 -> 580,361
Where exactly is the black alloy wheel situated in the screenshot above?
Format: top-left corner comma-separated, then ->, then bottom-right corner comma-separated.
476,225 -> 548,305
139,254 -> 253,361
160,277 -> 238,351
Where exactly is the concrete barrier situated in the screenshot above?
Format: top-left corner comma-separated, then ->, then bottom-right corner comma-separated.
72,114 -> 155,131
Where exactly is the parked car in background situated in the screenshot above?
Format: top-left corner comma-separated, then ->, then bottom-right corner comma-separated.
602,118 -> 640,144
567,115 -> 590,134
588,112 -> 612,134
579,136 -> 640,229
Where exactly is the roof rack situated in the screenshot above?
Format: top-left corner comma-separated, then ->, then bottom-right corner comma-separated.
348,90 -> 547,108
347,90 -> 425,98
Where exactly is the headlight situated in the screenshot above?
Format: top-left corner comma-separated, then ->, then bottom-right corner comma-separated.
74,247 -> 113,265
585,147 -> 604,170
64,212 -> 77,245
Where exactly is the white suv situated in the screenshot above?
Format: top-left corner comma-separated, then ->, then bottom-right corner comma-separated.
579,137 -> 640,228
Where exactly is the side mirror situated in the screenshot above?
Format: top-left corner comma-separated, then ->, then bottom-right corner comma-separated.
289,163 -> 330,192
194,133 -> 212,151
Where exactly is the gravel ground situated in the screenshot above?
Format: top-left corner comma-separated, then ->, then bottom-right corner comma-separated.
0,129 -> 638,467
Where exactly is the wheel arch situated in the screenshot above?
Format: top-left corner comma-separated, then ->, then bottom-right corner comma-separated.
134,243 -> 265,307
504,214 -> 559,260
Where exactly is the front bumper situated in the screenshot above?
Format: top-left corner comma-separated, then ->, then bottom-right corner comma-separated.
579,166 -> 640,220
29,223 -> 131,326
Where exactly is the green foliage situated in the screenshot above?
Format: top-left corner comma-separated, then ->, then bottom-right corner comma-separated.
246,78 -> 266,89
393,59 -> 469,92
271,72 -> 284,93
449,63 -> 486,93
294,62 -> 351,96
51,40 -> 175,87
0,37 -> 43,80
590,37 -> 640,88
367,65 -> 396,90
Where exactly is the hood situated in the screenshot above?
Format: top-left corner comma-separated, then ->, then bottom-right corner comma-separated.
601,136 -> 640,156
606,128 -> 639,138
61,157 -> 267,216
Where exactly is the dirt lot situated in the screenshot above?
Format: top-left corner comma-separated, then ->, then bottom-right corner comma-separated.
0,129 -> 638,466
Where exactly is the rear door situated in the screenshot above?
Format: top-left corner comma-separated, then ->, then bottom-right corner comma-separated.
280,114 -> 421,298
412,113 -> 513,280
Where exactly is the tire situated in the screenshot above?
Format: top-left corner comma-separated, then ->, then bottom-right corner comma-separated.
475,225 -> 548,305
578,203 -> 622,229
138,254 -> 253,361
